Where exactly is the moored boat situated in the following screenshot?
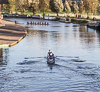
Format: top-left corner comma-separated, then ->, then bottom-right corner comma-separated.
87,21 -> 100,29
59,17 -> 66,22
32,15 -> 42,19
59,17 -> 71,23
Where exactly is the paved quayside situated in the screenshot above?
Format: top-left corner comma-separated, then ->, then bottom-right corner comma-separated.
0,20 -> 27,48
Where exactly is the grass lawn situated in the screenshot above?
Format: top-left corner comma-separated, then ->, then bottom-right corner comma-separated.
23,11 -> 67,16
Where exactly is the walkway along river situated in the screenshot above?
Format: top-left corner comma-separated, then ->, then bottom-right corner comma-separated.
0,20 -> 26,62
0,18 -> 100,92
0,20 -> 26,46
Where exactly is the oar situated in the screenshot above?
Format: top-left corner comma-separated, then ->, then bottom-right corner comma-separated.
55,56 -> 79,58
25,57 -> 43,59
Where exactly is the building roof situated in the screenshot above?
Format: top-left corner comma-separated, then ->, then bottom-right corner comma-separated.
0,0 -> 9,4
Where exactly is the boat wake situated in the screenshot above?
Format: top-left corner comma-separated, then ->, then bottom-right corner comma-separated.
17,60 -> 39,65
17,56 -> 85,65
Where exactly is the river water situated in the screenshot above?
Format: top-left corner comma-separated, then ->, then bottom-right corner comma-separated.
1,18 -> 100,92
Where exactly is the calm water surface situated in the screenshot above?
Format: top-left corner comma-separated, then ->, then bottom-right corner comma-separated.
1,18 -> 100,92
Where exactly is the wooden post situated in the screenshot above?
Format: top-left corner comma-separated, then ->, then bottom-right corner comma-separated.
0,4 -> 1,24
0,49 -> 2,62
48,14 -> 49,20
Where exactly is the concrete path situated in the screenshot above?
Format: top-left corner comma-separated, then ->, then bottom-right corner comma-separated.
0,20 -> 27,47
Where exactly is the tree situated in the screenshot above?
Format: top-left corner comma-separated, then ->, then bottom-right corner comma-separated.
39,0 -> 48,12
44,0 -> 51,11
39,0 -> 49,19
7,0 -> 15,14
49,0 -> 64,16
64,0 -> 71,13
72,1 -> 79,14
84,0 -> 98,15
97,4 -> 100,14
29,0 -> 39,15
91,0 -> 98,14
79,0 -> 85,14
15,0 -> 29,13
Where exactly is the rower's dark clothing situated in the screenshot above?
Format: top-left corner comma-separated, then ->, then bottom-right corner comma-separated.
48,52 -> 51,56
47,50 -> 54,58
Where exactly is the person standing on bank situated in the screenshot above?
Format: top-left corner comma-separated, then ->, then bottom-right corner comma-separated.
15,19 -> 16,24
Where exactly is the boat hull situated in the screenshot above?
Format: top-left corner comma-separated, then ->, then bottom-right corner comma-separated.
47,57 -> 55,64
87,21 -> 100,30
47,60 -> 55,64
87,25 -> 100,30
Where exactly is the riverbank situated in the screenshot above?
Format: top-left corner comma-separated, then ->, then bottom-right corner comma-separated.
71,18 -> 90,23
0,20 -> 27,48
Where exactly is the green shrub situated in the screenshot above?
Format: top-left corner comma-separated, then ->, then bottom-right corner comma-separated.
71,19 -> 88,23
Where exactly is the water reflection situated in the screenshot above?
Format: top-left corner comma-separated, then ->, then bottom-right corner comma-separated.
0,48 -> 9,65
48,64 -> 53,70
96,30 -> 100,46
78,26 -> 97,49
25,22 -> 100,56
3,49 -> 9,65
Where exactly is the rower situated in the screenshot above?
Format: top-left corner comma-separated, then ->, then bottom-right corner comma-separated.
27,22 -> 29,25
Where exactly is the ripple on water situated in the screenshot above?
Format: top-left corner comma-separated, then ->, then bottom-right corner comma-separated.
1,18 -> 100,92
52,26 -> 61,27
17,60 -> 39,65
65,26 -> 69,27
